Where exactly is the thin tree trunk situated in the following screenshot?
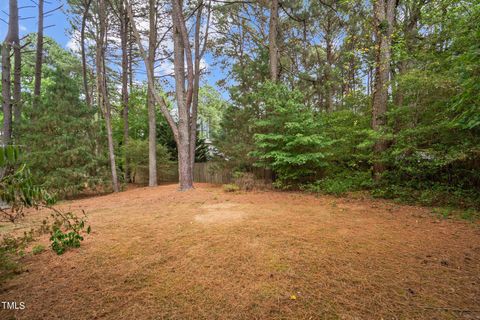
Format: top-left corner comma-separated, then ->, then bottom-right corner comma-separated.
189,4 -> 203,174
372,0 -> 396,180
33,0 -> 44,106
96,0 -> 119,192
393,60 -> 406,107
325,29 -> 334,112
2,38 -> 12,146
190,1 -> 210,172
81,0 -> 93,108
120,1 -> 130,182
12,0 -> 21,131
394,1 -> 423,107
269,0 -> 279,81
2,0 -> 19,145
147,0 -> 157,187
125,1 -> 179,140
126,0 -> 196,191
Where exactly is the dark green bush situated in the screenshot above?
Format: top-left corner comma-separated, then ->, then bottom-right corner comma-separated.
305,171 -> 372,196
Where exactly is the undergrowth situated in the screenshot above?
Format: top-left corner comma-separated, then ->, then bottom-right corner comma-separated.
301,170 -> 479,220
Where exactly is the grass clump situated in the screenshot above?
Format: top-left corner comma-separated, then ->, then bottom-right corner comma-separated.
32,244 -> 46,255
223,184 -> 240,192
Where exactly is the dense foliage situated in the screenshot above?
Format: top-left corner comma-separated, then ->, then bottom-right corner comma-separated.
21,69 -> 108,197
123,139 -> 172,183
249,82 -> 331,188
215,0 -> 480,209
0,0 -> 478,211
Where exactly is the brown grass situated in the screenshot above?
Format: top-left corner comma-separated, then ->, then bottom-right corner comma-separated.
1,183 -> 479,319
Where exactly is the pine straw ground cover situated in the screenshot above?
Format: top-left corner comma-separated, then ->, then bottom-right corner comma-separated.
0,184 -> 479,320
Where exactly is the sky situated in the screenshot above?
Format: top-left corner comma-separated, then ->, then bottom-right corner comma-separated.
0,0 -> 229,99
0,0 -> 70,49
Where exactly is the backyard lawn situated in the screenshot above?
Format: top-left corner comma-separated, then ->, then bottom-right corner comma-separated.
1,184 -> 479,320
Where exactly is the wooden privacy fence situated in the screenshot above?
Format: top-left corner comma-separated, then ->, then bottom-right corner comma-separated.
193,162 -> 232,184
135,162 -> 272,185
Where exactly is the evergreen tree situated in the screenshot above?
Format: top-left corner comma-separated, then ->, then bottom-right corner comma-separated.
20,69 -> 108,197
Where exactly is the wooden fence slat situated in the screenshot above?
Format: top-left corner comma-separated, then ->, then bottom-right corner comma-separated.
135,162 -> 272,185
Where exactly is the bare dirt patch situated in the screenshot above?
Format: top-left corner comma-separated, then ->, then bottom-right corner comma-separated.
195,203 -> 246,224
1,184 -> 479,320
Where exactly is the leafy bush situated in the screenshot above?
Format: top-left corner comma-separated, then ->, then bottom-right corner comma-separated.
305,171 -> 372,196
249,82 -> 332,188
1,146 -> 56,222
371,183 -> 480,210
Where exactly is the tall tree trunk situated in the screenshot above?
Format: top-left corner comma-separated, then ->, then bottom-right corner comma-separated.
394,0 -> 423,108
1,37 -> 12,146
11,0 -> 21,132
269,0 -> 279,82
325,25 -> 334,112
147,0 -> 157,187
97,0 -> 119,192
33,0 -> 44,107
120,1 -> 130,182
172,0 -> 193,190
190,1 -> 210,172
372,0 -> 396,180
81,0 -> 93,108
126,0 -> 198,191
2,0 -> 19,145
189,4 -> 202,174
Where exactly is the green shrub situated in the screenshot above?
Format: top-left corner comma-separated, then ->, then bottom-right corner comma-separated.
32,244 -> 46,255
372,183 -> 480,210
223,184 -> 240,192
305,171 -> 372,196
460,209 -> 480,222
249,82 -> 332,188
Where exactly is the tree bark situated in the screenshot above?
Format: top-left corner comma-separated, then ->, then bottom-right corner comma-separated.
394,0 -> 423,108
2,0 -> 19,145
2,37 -> 12,146
96,0 -> 120,192
33,0 -> 44,107
325,21 -> 334,112
12,0 -> 21,132
147,0 -> 157,187
119,0 -> 130,182
126,0 -> 202,191
190,1 -> 210,171
81,0 -> 93,108
125,1 -> 179,141
269,0 -> 279,82
172,0 -> 193,190
372,0 -> 396,180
